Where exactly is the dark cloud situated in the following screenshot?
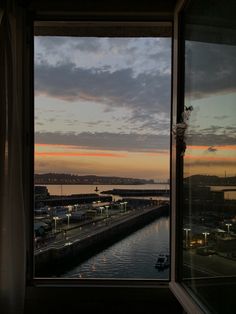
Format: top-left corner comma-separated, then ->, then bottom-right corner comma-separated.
35,62 -> 171,116
186,125 -> 236,146
185,41 -> 236,98
207,146 -> 217,152
187,133 -> 236,146
185,159 -> 236,167
35,131 -> 170,152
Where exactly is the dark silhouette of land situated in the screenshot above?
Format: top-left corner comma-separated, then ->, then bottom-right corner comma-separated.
35,173 -> 155,185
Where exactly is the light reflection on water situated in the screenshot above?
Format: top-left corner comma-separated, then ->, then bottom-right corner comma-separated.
64,216 -> 169,279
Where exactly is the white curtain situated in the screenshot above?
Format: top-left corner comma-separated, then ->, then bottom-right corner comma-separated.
0,1 -> 26,313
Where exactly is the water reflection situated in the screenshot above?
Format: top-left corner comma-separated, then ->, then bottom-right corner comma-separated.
181,1 -> 236,311
64,217 -> 169,279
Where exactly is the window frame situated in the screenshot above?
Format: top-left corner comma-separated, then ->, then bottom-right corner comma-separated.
24,2 -> 217,312
28,18 -> 173,288
169,1 -> 208,313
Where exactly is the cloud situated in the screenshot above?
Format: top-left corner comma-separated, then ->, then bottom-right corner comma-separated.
35,131 -> 170,152
207,146 -> 217,152
185,41 -> 236,98
186,125 -> 236,146
35,151 -> 126,158
185,156 -> 236,168
35,62 -> 171,116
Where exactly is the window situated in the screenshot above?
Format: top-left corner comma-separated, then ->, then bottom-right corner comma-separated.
171,1 -> 236,313
33,24 -> 172,280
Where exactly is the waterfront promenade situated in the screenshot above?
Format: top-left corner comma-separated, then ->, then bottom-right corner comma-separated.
35,203 -> 169,276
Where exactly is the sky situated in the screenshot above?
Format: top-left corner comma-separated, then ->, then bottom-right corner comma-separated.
183,41 -> 236,178
34,36 -> 171,181
34,36 -> 236,180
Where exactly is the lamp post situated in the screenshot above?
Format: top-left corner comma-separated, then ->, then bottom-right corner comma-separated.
53,216 -> 59,233
225,223 -> 232,234
202,232 -> 210,246
99,206 -> 104,215
66,213 -> 71,228
105,205 -> 109,218
183,228 -> 191,248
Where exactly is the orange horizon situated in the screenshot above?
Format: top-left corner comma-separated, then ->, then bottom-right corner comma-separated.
35,151 -> 126,158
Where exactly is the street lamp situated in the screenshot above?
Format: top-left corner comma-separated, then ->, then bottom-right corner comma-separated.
105,205 -> 109,218
202,232 -> 210,246
99,206 -> 104,215
183,228 -> 191,248
123,201 -> 128,212
53,216 -> 59,233
225,223 -> 232,234
66,213 -> 71,228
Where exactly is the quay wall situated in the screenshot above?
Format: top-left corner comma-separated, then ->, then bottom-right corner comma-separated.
35,204 -> 169,276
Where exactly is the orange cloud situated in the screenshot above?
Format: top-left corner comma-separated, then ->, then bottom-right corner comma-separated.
36,143 -> 80,149
188,145 -> 236,151
35,151 -> 126,158
185,155 -> 236,161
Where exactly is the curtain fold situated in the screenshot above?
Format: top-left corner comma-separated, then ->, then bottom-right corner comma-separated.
0,2 -> 26,313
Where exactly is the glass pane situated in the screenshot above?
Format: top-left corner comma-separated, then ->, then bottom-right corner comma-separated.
181,1 -> 236,312
34,36 -> 171,279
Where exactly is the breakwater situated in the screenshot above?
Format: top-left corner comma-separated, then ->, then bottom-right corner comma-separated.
101,189 -> 169,197
35,194 -> 112,208
35,204 -> 169,276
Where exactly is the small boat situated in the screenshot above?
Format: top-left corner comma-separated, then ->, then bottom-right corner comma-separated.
155,253 -> 170,269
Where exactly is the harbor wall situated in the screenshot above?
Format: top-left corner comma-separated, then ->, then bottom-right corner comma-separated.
35,204 -> 169,276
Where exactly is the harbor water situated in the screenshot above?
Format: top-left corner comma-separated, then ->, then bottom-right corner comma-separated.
63,216 -> 170,279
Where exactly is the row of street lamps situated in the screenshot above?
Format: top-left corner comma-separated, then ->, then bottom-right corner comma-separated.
184,223 -> 233,248
52,201 -> 129,233
53,213 -> 71,233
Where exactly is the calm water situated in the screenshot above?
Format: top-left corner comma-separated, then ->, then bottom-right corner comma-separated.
43,183 -> 170,279
63,216 -> 170,279
46,183 -> 169,195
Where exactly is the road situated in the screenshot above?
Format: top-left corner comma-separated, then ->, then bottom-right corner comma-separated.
35,205 -> 163,255
183,249 -> 236,278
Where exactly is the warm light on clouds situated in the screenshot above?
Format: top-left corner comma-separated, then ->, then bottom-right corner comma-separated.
34,37 -> 172,180
35,151 -> 126,158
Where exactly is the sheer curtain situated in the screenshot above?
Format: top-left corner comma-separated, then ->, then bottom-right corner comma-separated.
0,2 -> 26,313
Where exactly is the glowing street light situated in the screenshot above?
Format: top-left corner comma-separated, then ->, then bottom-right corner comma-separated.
225,223 -> 232,234
202,232 -> 210,246
99,206 -> 104,215
66,213 -> 71,228
105,205 -> 109,218
53,216 -> 59,233
123,201 -> 128,212
183,228 -> 191,248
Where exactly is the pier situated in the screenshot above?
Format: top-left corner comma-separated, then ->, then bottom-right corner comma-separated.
101,188 -> 170,197
35,194 -> 112,208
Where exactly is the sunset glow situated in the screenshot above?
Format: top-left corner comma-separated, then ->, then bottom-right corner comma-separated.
34,37 -> 172,181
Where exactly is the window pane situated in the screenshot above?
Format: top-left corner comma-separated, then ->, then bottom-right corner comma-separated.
181,1 -> 236,312
34,36 -> 171,279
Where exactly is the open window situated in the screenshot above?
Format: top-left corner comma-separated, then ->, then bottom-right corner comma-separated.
33,22 -> 172,281
171,1 -> 236,313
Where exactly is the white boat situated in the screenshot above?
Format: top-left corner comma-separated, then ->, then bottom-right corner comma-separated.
155,253 -> 170,269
